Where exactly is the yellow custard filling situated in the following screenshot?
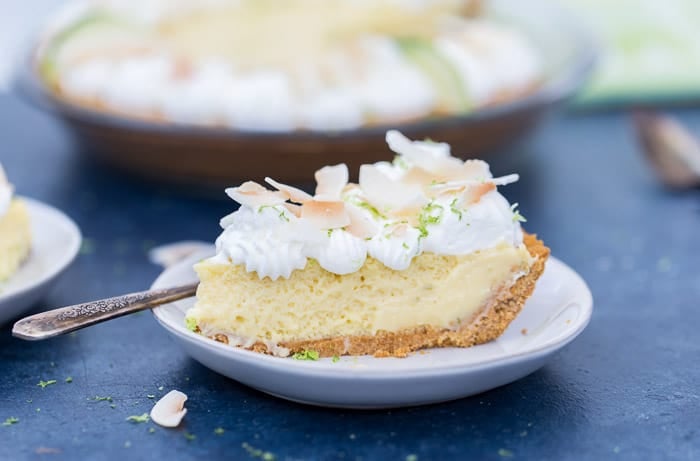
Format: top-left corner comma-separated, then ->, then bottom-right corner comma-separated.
189,242 -> 532,344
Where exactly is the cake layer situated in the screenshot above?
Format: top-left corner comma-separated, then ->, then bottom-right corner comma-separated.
0,200 -> 31,281
188,235 -> 546,355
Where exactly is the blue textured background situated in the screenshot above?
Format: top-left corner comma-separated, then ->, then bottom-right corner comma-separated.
0,94 -> 699,460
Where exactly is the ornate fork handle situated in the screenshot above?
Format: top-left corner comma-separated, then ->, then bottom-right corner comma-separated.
12,283 -> 198,341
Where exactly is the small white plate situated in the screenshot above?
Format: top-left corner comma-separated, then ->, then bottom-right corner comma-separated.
0,197 -> 81,325
152,249 -> 593,409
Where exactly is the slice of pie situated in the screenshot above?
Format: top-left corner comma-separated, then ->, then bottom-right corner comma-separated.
0,164 -> 31,281
186,131 -> 549,357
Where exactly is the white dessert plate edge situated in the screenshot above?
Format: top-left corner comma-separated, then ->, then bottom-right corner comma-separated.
0,197 -> 82,325
151,247 -> 592,408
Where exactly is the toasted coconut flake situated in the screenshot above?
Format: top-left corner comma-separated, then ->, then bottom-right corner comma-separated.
432,173 -> 519,194
229,181 -> 267,195
284,202 -> 302,218
463,182 -> 496,205
388,222 -> 412,238
150,390 -> 187,428
148,241 -> 214,268
264,177 -> 313,203
403,166 -> 441,186
460,160 -> 492,180
494,174 -> 519,186
315,164 -> 349,199
386,130 -> 451,157
359,164 -> 427,211
430,184 -> 466,200
301,200 -> 351,229
385,130 -> 462,175
387,203 -> 424,227
226,181 -> 287,209
345,203 -> 379,239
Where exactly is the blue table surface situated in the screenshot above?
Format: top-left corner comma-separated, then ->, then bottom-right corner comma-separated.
0,93 -> 699,461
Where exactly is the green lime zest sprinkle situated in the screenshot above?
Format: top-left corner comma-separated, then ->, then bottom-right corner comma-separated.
292,350 -> 320,361
91,396 -> 113,402
65,376 -> 73,383
353,200 -> 387,220
148,427 -> 156,434
449,198 -> 463,221
2,417 -> 19,426
126,413 -> 149,424
332,355 -> 340,363
242,442 -> 276,460
498,448 -> 514,458
392,155 -> 409,170
417,202 -> 444,238
184,432 -> 196,441
214,427 -> 225,435
510,203 -> 527,223
185,317 -> 198,332
258,205 -> 289,222
402,242 -> 410,250
37,380 -> 57,389
406,455 -> 419,461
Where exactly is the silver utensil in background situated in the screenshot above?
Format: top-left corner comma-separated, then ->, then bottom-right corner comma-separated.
633,111 -> 700,188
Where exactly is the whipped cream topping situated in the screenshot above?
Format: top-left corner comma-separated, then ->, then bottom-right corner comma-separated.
0,163 -> 14,219
435,19 -> 541,104
211,131 -> 525,280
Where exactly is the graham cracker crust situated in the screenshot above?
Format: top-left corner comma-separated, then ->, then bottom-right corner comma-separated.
209,234 -> 549,358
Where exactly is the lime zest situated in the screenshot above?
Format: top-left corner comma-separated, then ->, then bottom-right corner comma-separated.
2,417 -> 19,426
126,413 -> 149,424
292,350 -> 320,361
510,203 -> 527,223
185,317 -> 198,332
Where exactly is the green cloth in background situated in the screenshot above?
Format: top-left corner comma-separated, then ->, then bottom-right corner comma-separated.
560,0 -> 700,105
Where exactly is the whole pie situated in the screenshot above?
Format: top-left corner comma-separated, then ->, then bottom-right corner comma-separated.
37,0 -> 542,132
186,131 -> 549,357
0,164 -> 31,281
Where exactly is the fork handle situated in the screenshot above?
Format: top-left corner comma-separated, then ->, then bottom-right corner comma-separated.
12,283 -> 198,341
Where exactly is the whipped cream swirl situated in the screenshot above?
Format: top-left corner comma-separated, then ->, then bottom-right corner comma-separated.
0,163 -> 14,218
211,130 -> 525,280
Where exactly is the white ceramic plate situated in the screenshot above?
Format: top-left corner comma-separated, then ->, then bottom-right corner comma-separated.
0,197 -> 82,325
152,249 -> 593,409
